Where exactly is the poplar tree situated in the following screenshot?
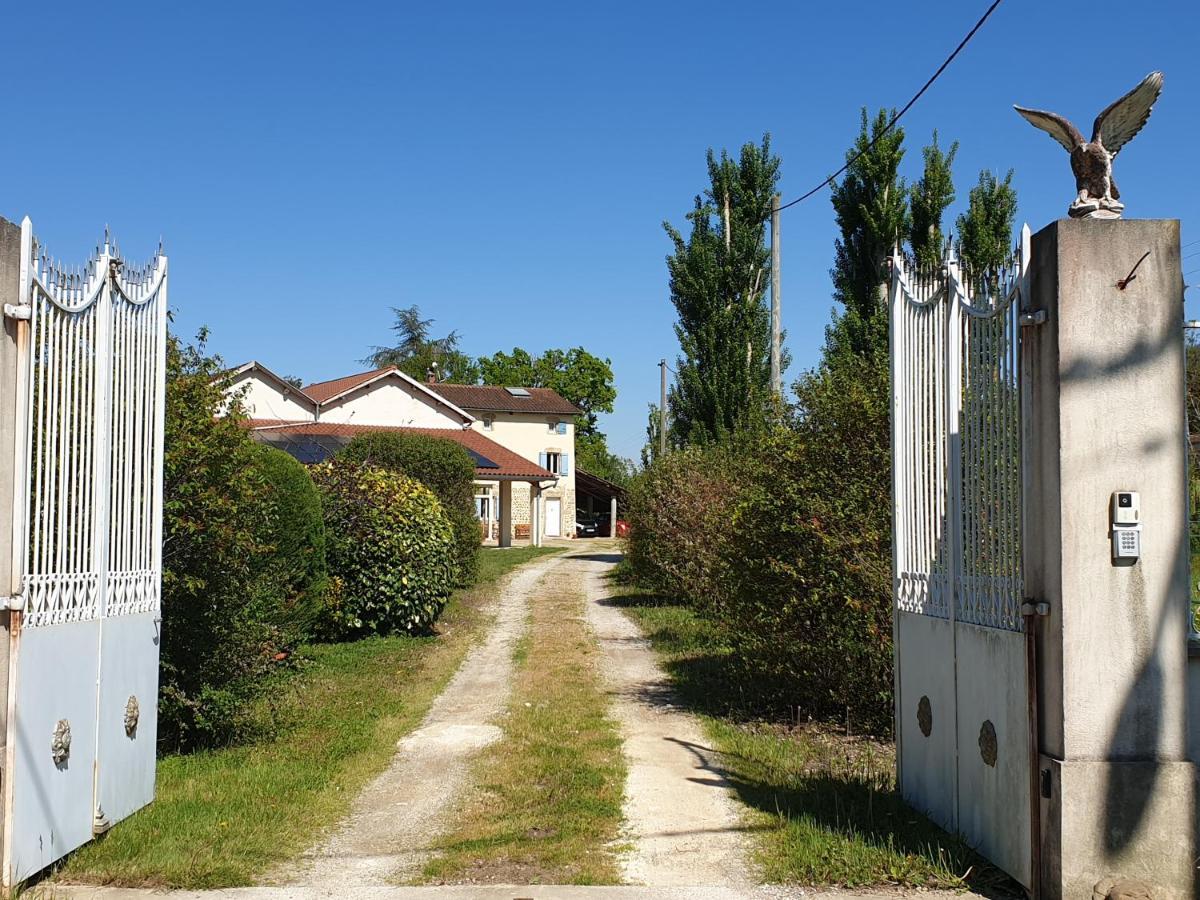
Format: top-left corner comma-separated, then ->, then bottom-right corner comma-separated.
827,109 -> 910,359
909,132 -> 958,270
664,136 -> 780,445
956,169 -> 1018,278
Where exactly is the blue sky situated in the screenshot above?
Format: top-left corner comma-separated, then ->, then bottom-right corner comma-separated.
4,0 -> 1198,460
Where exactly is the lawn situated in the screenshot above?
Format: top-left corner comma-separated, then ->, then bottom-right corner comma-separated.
614,587 -> 1015,893
421,566 -> 625,885
55,545 -> 562,889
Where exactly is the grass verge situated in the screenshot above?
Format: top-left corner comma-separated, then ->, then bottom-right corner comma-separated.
55,546 -> 562,889
615,587 -> 1014,893
421,563 -> 625,885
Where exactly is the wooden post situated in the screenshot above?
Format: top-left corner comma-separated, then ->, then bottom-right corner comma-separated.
770,195 -> 781,396
659,359 -> 667,459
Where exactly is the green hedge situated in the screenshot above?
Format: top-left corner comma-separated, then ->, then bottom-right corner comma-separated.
338,432 -> 480,586
250,444 -> 327,644
160,334 -> 327,751
313,460 -> 456,637
623,351 -> 894,734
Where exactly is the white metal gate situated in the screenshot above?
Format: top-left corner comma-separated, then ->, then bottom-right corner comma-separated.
889,226 -> 1035,890
2,219 -> 167,886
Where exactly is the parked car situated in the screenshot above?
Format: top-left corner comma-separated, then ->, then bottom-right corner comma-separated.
576,516 -> 599,537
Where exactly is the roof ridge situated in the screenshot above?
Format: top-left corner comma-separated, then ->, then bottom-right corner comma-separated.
302,365 -> 395,392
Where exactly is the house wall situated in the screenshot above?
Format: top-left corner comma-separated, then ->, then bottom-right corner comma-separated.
321,378 -> 466,428
227,372 -> 315,422
467,411 -> 575,537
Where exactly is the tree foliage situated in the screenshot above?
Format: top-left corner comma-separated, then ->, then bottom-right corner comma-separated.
665,135 -> 780,444
827,109 -> 909,359
956,169 -> 1019,279
363,305 -> 480,383
909,132 -> 958,270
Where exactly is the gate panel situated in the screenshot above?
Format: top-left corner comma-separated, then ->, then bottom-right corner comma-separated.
6,622 -> 100,883
2,222 -> 167,886
890,229 -> 1033,891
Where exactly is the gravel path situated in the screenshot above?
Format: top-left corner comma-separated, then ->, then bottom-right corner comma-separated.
276,551 -> 565,889
576,548 -> 755,889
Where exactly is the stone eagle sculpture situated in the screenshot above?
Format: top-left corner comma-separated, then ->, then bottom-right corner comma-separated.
1014,71 -> 1163,219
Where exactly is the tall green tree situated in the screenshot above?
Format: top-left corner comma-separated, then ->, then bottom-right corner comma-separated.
363,305 -> 480,383
827,109 -> 909,359
908,132 -> 958,270
665,135 -> 780,444
956,169 -> 1019,278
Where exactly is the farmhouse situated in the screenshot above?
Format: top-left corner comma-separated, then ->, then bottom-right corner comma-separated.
222,361 -> 580,545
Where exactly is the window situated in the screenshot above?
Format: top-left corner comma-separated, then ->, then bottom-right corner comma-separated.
539,451 -> 569,476
555,421 -> 567,435
475,496 -> 492,520
483,417 -> 494,431
545,452 -> 561,474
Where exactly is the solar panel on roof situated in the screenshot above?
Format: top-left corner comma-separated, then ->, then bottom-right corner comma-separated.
463,448 -> 500,469
504,387 -> 531,397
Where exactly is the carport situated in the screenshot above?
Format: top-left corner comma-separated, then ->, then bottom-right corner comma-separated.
574,468 -> 626,537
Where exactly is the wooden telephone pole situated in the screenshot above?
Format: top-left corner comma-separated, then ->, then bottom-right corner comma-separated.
770,194 -> 782,396
659,359 -> 667,458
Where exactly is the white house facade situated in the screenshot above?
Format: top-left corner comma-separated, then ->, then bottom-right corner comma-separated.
221,362 -> 580,545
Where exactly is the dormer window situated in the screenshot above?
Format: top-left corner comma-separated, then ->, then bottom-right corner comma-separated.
483,417 -> 494,431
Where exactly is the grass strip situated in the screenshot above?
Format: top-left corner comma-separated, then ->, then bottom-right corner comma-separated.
56,545 -> 561,888
421,563 -> 625,885
616,588 -> 1010,892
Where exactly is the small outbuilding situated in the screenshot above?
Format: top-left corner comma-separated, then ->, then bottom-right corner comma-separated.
573,468 -> 626,537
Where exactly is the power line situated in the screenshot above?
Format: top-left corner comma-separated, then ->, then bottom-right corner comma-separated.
773,0 -> 1005,215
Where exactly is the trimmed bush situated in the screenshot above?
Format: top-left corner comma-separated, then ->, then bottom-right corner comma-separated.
623,444 -> 739,613
250,443 -> 327,644
338,432 -> 480,585
160,333 -> 314,751
313,460 -> 456,637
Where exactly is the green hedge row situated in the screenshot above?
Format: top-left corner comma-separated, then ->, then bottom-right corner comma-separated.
624,351 -> 894,735
160,335 -> 471,751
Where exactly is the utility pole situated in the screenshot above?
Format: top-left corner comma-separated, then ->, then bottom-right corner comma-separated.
659,359 -> 667,458
770,193 -> 781,396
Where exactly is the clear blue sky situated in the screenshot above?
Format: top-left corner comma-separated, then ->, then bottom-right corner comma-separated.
5,0 -> 1198,460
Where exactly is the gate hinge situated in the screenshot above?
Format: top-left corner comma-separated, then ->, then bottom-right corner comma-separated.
3,303 -> 31,321
1021,600 -> 1050,617
1019,309 -> 1047,327
0,593 -> 24,611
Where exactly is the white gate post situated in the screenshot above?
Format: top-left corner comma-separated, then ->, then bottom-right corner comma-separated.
0,216 -> 24,864
1023,219 -> 1196,899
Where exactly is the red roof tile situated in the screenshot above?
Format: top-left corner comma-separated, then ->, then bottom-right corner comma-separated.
245,420 -> 556,481
430,384 -> 581,416
302,367 -> 395,403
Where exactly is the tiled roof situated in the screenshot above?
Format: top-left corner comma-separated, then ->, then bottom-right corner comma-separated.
302,367 -> 394,403
430,384 -> 581,416
245,420 -> 557,481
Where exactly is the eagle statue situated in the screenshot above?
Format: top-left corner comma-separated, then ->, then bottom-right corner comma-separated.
1014,71 -> 1163,219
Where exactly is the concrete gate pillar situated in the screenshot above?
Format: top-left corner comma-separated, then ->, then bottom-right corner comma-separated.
530,483 -> 542,547
1023,219 -> 1196,899
498,480 -> 513,548
610,495 -> 618,538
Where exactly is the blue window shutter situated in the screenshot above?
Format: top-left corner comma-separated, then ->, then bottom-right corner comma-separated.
561,453 -> 570,476
556,421 -> 567,435
539,452 -> 548,470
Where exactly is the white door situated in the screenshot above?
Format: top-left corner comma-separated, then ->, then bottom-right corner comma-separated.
545,498 -> 561,537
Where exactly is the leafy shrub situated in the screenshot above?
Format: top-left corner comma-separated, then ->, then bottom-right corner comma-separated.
338,432 -> 479,585
718,351 -> 894,733
623,351 -> 895,734
313,460 -> 456,637
249,443 -> 327,644
160,332 -> 314,751
623,444 -> 740,613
